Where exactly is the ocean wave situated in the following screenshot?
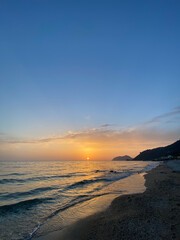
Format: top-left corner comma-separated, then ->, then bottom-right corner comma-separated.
27,174 -> 73,181
0,178 -> 25,184
142,162 -> 159,172
23,194 -> 107,240
105,173 -> 130,181
66,179 -> 103,189
0,197 -> 53,214
46,193 -> 108,219
0,173 -> 25,177
66,173 -> 130,190
0,174 -> 73,184
0,186 -> 57,200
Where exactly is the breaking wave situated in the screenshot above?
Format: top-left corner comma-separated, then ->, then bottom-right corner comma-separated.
66,173 -> 130,190
0,197 -> 53,214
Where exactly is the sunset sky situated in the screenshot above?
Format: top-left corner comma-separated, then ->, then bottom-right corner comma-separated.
0,0 -> 180,160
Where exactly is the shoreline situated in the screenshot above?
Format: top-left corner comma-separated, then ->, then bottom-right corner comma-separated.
38,161 -> 180,240
33,164 -> 150,240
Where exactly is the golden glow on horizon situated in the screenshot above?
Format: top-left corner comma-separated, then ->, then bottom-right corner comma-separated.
0,128 -> 175,161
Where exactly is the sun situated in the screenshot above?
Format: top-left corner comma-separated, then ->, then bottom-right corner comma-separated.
86,156 -> 90,160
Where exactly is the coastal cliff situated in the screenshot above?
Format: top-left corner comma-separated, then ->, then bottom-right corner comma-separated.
134,140 -> 180,161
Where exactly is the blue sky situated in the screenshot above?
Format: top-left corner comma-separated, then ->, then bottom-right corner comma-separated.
0,1 -> 179,160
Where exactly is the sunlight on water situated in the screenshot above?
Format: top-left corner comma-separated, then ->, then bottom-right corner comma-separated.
0,160 -> 158,240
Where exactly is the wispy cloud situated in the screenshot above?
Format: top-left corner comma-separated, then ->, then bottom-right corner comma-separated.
1,125 -> 179,146
0,107 -> 179,161
0,132 -> 7,136
100,124 -> 115,128
144,107 -> 180,125
173,106 -> 180,111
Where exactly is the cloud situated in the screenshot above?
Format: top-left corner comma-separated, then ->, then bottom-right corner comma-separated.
144,107 -> 180,125
100,124 -> 115,128
0,107 -> 179,159
1,124 -> 179,147
173,106 -> 180,111
0,106 -> 179,161
0,132 -> 7,136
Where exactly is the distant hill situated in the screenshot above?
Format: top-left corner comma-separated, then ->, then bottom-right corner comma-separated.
134,140 -> 180,161
112,155 -> 132,161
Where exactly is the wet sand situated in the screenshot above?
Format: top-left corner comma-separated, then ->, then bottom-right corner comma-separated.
38,161 -> 180,240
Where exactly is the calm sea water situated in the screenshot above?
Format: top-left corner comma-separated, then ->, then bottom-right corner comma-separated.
0,160 -> 158,240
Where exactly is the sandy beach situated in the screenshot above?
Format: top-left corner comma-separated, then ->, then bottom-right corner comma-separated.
39,161 -> 180,240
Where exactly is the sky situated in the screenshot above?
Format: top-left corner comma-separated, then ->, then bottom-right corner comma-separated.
0,0 -> 180,161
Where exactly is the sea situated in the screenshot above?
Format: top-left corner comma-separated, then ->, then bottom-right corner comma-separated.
0,160 -> 159,240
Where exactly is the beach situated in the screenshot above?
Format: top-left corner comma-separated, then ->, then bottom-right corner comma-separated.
40,161 -> 180,240
0,160 -> 155,240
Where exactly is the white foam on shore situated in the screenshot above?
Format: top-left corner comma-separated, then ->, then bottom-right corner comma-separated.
142,162 -> 160,173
